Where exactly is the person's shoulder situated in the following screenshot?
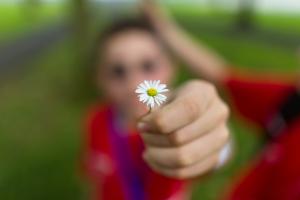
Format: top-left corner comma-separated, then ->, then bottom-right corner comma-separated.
84,102 -> 111,126
223,68 -> 297,88
82,103 -> 112,152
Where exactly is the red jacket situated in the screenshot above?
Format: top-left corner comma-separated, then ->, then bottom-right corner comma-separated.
225,74 -> 300,200
83,105 -> 187,200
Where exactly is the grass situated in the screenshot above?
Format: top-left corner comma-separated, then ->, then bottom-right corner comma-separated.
255,14 -> 300,33
173,13 -> 299,73
0,5 -> 299,200
0,40 -> 86,200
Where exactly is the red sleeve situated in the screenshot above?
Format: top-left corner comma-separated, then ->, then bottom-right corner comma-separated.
224,73 -> 295,128
227,118 -> 300,200
81,104 -> 110,180
80,105 -> 101,179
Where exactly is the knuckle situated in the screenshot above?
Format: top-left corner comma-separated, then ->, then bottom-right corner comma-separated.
217,102 -> 230,122
185,80 -> 202,88
220,102 -> 230,119
181,97 -> 199,121
173,148 -> 191,167
188,80 -> 216,95
218,126 -> 230,146
206,83 -> 217,96
168,131 -> 184,146
172,170 -> 186,179
142,133 -> 164,147
197,81 -> 217,98
153,113 -> 168,133
186,80 -> 218,100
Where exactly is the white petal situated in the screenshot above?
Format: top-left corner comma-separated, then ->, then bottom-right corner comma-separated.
149,80 -> 153,87
142,81 -> 149,90
139,83 -> 147,90
146,97 -> 151,107
144,80 -> 150,89
154,97 -> 161,106
147,97 -> 154,108
153,81 -> 157,88
155,80 -> 160,88
157,94 -> 167,102
158,88 -> 169,93
135,88 -> 145,94
156,96 -> 164,103
139,94 -> 148,102
149,81 -> 154,88
150,98 -> 155,108
142,96 -> 150,103
157,84 -> 166,91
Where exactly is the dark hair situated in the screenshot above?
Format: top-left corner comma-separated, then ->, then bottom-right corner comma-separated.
93,18 -> 159,65
99,18 -> 157,44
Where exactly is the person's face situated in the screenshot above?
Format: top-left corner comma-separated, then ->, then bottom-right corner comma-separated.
97,30 -> 175,119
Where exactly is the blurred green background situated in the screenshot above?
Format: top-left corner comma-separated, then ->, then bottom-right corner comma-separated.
0,0 -> 299,199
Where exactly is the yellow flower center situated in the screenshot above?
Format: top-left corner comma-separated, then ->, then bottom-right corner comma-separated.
147,88 -> 158,97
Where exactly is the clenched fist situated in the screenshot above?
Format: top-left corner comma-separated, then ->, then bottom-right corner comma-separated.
137,80 -> 230,179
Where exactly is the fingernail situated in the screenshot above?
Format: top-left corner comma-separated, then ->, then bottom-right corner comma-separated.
137,122 -> 151,132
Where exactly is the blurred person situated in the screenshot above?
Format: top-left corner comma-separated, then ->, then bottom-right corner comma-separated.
141,1 -> 300,199
82,16 -> 231,200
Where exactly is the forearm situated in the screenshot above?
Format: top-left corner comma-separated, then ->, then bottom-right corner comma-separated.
143,1 -> 229,83
157,22 -> 229,83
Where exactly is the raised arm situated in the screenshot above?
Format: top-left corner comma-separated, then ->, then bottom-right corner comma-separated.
141,0 -> 229,84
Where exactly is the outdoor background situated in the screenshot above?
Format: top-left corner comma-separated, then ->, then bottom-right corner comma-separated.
0,0 -> 299,199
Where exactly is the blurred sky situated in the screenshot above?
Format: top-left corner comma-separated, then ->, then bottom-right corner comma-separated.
0,0 -> 300,14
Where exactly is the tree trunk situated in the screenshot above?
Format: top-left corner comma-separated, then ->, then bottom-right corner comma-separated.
236,0 -> 255,31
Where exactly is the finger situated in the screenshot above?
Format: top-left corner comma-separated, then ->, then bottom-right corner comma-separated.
141,132 -> 172,147
139,81 -> 217,134
146,125 -> 229,168
168,99 -> 229,146
141,100 -> 228,147
144,151 -> 219,179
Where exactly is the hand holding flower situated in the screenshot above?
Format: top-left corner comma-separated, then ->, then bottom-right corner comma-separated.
136,80 -> 231,179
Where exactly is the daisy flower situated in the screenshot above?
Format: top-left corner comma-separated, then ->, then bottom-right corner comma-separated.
135,80 -> 169,109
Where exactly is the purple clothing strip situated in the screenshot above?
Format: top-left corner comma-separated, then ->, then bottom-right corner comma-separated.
107,109 -> 145,200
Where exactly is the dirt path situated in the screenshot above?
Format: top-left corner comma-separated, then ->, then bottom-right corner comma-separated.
0,21 -> 73,77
